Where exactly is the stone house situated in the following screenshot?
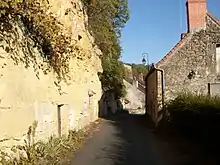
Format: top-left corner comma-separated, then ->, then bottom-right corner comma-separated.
145,0 -> 220,124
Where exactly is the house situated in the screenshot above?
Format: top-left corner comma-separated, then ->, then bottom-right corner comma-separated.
145,0 -> 220,124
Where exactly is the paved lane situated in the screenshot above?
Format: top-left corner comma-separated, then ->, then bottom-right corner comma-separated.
69,112 -> 181,165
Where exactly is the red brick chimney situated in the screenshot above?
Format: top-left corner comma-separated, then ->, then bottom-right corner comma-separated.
186,0 -> 207,32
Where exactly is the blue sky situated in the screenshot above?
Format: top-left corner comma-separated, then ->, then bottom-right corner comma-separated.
120,0 -> 220,64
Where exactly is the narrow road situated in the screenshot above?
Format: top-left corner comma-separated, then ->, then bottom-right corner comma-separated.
69,111 -> 182,165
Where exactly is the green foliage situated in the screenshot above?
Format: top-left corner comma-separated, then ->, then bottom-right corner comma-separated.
82,0 -> 129,98
83,0 -> 129,57
0,0 -> 74,79
124,63 -> 151,82
165,91 -> 220,115
131,63 -> 149,77
100,58 -> 126,98
164,92 -> 220,136
159,92 -> 220,159
124,68 -> 133,84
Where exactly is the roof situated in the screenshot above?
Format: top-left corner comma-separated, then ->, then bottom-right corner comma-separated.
156,33 -> 191,67
207,12 -> 220,26
156,12 -> 220,67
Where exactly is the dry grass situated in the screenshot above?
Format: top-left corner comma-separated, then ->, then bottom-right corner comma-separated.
0,120 -> 102,165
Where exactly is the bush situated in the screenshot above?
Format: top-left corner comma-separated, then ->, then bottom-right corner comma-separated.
100,58 -> 127,99
166,91 -> 220,115
164,92 -> 220,139
157,92 -> 220,161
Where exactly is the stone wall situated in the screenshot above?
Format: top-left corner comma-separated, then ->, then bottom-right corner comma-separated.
122,80 -> 145,110
157,15 -> 220,101
0,0 -> 103,149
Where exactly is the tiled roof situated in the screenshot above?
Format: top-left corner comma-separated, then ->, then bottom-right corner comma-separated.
207,12 -> 220,26
156,12 -> 220,67
155,33 -> 191,67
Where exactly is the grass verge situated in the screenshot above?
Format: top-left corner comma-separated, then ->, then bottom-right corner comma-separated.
0,120 -> 102,165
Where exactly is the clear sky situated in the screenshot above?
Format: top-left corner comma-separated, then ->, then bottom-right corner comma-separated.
120,0 -> 220,64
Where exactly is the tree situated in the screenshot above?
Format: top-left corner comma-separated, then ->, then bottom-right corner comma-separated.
100,58 -> 126,98
82,0 -> 130,98
131,64 -> 148,76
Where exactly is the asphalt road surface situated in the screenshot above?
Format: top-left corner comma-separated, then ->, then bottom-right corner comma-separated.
69,112 -> 183,165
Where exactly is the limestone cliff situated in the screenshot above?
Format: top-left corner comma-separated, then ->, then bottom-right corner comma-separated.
122,80 -> 145,110
0,0 -> 103,148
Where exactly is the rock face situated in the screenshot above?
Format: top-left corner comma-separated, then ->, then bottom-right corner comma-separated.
0,0 -> 103,148
157,15 -> 220,100
122,80 -> 145,110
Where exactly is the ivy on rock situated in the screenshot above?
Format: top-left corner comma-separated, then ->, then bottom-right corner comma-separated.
0,0 -> 74,80
0,0 -> 130,98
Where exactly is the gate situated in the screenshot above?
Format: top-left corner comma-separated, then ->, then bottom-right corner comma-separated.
145,68 -> 165,126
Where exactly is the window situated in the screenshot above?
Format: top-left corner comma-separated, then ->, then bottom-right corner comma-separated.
216,44 -> 220,76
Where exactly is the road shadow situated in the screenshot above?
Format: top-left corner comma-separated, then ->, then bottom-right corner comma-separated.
71,109 -> 214,165
99,110 -> 220,165
153,118 -> 220,165
99,111 -> 182,165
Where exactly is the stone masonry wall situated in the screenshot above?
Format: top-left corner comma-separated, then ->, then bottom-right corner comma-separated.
157,15 -> 220,101
0,0 -> 103,149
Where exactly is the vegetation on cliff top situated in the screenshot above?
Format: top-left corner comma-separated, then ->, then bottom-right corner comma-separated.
124,63 -> 149,83
0,0 -> 74,80
130,63 -> 149,77
82,0 -> 130,98
0,0 -> 130,98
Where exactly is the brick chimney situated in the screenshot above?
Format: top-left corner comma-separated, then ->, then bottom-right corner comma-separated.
186,0 -> 207,32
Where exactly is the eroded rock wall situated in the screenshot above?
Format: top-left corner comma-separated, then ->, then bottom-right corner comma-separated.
0,0 -> 102,148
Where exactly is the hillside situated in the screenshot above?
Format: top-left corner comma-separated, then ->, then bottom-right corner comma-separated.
123,62 -> 150,83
